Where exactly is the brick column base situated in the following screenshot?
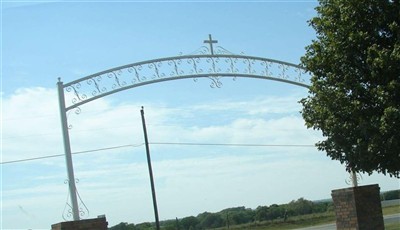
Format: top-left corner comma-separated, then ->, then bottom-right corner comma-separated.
51,216 -> 108,230
331,184 -> 384,230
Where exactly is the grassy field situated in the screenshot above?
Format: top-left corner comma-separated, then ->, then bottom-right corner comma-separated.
385,223 -> 400,230
220,212 -> 335,230
214,204 -> 399,230
383,204 -> 400,215
383,205 -> 400,230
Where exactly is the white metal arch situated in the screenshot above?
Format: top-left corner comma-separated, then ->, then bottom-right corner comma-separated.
57,41 -> 311,221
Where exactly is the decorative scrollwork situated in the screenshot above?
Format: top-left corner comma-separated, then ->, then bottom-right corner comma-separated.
188,46 -> 210,55
208,76 -> 223,88
261,60 -> 272,76
62,179 -> 89,221
61,53 -> 310,111
148,62 -> 165,79
108,70 -> 126,89
244,58 -> 256,74
128,65 -> 145,83
62,202 -> 73,221
206,57 -> 217,73
66,83 -> 81,104
226,57 -> 239,74
345,172 -> 363,186
86,76 -> 107,96
278,64 -> 289,79
76,188 -> 89,218
168,59 -> 184,76
215,46 -> 235,55
65,106 -> 81,130
188,57 -> 203,75
73,107 -> 81,115
62,179 -> 73,221
294,67 -> 306,83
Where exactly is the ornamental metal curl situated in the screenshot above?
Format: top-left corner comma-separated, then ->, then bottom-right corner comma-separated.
345,172 -> 363,186
60,54 -> 310,112
62,179 -> 89,221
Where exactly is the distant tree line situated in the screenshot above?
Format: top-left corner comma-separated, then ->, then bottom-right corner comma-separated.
381,189 -> 400,201
109,190 -> 399,230
109,198 -> 332,230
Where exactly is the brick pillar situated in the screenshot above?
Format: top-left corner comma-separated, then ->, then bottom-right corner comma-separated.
331,184 -> 384,230
51,216 -> 108,230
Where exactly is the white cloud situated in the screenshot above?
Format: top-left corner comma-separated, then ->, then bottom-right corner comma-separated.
187,94 -> 303,116
2,93 -> 61,165
2,87 -> 399,229
1,87 -> 316,163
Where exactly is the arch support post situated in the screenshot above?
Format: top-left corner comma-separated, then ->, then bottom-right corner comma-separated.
57,79 -> 80,221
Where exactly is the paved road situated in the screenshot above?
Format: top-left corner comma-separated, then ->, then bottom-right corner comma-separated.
385,213 -> 400,225
295,213 -> 399,230
296,222 -> 335,230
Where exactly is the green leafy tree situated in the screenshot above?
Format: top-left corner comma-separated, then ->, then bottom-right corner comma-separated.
199,213 -> 224,229
255,206 -> 269,221
180,216 -> 199,230
287,198 -> 313,216
109,222 -> 135,230
268,204 -> 285,220
135,222 -> 154,230
300,0 -> 400,177
160,219 -> 177,230
255,204 -> 285,221
312,202 -> 330,213
382,189 -> 400,200
229,208 -> 255,225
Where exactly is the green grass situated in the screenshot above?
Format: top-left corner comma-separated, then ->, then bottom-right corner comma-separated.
385,223 -> 400,230
383,205 -> 400,230
214,204 -> 399,230
383,204 -> 400,215
215,212 -> 336,230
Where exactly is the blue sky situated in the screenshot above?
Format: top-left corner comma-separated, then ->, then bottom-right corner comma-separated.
1,1 -> 399,229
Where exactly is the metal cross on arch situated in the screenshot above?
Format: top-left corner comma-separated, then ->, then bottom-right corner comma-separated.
204,34 -> 218,55
57,35 -> 311,221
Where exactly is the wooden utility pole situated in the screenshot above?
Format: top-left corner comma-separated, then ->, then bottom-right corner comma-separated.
141,107 -> 160,230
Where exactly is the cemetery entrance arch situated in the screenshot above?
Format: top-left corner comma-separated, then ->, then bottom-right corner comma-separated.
57,35 -> 311,221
